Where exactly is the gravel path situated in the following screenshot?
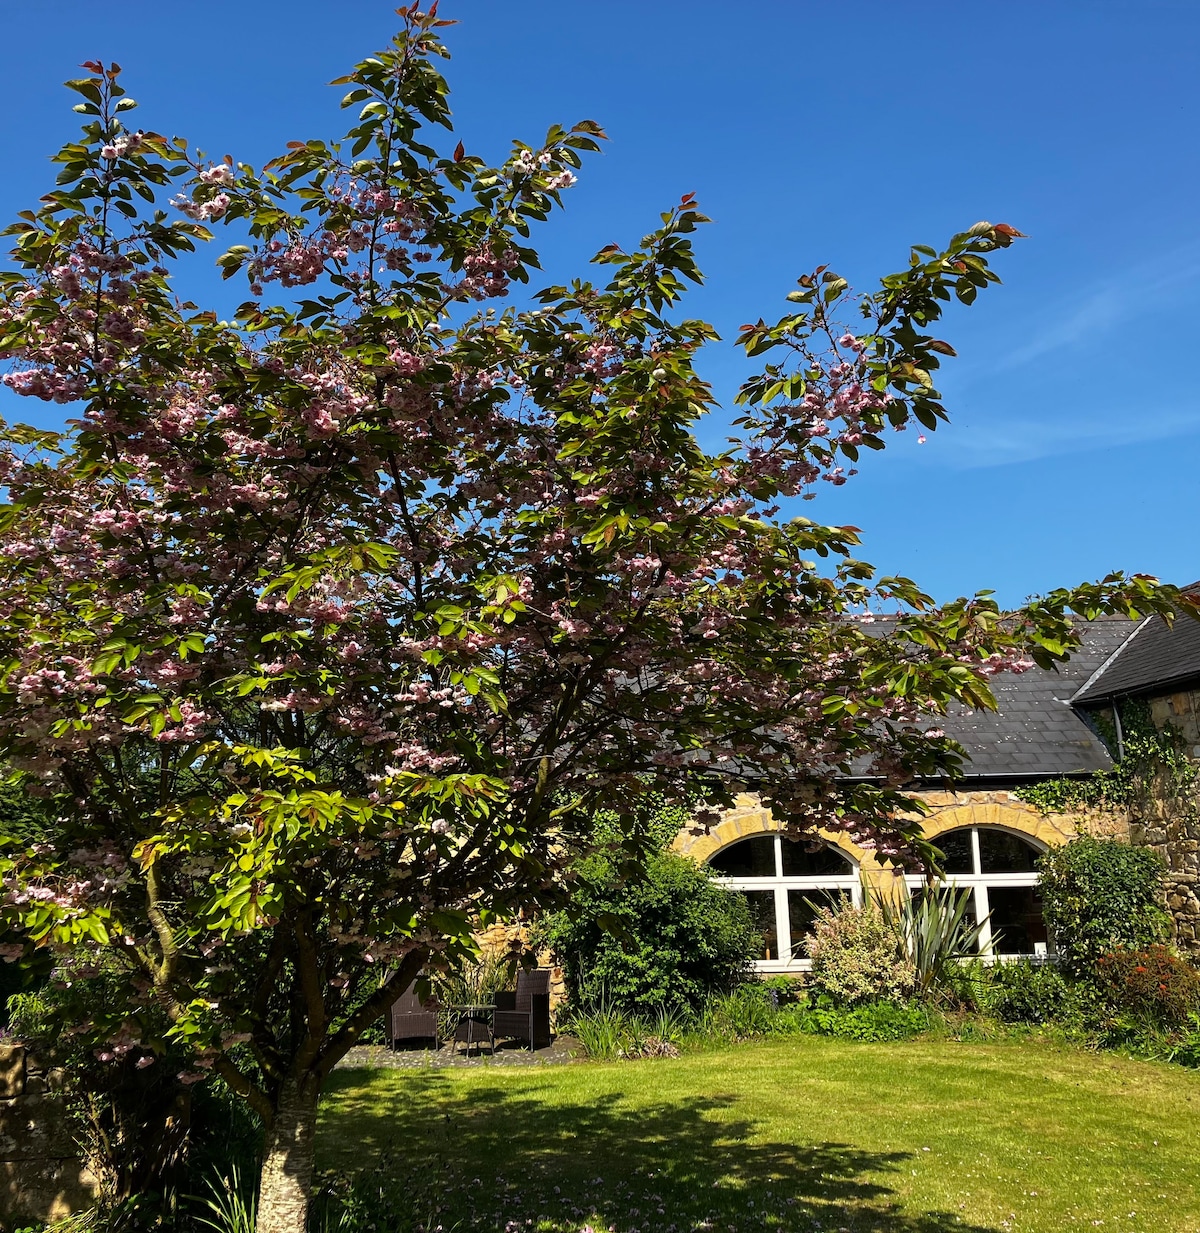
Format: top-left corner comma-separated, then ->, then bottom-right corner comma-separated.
336,1036 -> 582,1070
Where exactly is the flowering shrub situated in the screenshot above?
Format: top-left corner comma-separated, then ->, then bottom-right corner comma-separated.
805,902 -> 915,1006
7,967 -> 260,1203
1096,945 -> 1200,1027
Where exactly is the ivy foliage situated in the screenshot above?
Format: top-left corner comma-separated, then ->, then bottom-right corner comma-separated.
1016,702 -> 1200,821
1037,836 -> 1170,978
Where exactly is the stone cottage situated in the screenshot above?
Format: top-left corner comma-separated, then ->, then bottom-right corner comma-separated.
674,613 -> 1200,970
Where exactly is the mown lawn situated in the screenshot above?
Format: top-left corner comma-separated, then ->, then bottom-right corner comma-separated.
318,1036 -> 1200,1233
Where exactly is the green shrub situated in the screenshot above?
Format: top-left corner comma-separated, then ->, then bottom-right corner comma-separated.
805,901 -> 915,1006
545,849 -> 758,1015
935,957 -> 990,1011
1163,1014 -> 1200,1067
1095,944 -> 1200,1028
783,997 -> 929,1042
1038,837 -> 1169,978
759,974 -> 805,1006
702,983 -> 780,1038
982,960 -> 1070,1024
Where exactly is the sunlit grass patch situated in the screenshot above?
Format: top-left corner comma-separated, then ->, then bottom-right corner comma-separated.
318,1036 -> 1200,1232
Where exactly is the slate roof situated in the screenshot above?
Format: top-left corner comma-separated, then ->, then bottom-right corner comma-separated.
1072,613 -> 1200,705
934,616 -> 1138,780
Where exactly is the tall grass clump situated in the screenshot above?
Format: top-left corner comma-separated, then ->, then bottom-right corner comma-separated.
195,1165 -> 256,1233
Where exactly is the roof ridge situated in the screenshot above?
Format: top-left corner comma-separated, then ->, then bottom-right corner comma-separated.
1070,615 -> 1152,704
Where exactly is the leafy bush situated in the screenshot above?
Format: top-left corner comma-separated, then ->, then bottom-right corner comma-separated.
1096,944 -> 1200,1027
804,901 -> 915,1006
981,960 -> 1070,1024
1038,837 -> 1169,978
545,849 -> 758,1015
7,965 -> 261,1213
759,974 -> 805,1006
1162,1014 -> 1200,1067
783,998 -> 930,1042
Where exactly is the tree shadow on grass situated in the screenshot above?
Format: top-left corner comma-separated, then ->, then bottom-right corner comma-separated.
318,1067 -> 1000,1233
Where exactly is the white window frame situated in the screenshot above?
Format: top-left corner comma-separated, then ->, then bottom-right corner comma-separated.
903,826 -> 1049,960
711,834 -> 860,973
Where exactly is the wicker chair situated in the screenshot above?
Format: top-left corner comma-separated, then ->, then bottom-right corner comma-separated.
388,980 -> 439,1050
491,968 -> 552,1050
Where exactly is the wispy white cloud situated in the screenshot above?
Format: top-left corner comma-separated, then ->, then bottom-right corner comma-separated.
991,242 -> 1200,372
906,240 -> 1200,469
1000,285 -> 1124,368
920,405 -> 1200,469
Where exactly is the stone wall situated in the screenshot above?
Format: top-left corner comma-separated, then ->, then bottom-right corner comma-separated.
1148,687 -> 1200,751
1132,806 -> 1200,954
475,921 -> 567,1014
1131,686 -> 1200,953
0,1043 -> 97,1229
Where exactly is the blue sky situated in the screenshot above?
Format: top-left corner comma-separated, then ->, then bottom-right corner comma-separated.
1,1 -> 1196,606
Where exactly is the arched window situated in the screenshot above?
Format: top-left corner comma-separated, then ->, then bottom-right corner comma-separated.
906,826 -> 1049,957
708,834 -> 859,971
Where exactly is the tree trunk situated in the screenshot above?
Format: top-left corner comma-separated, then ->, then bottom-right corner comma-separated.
256,1076 -> 321,1233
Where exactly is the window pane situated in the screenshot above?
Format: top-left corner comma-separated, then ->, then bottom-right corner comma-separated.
780,839 -> 854,877
978,829 -> 1040,874
708,836 -> 776,878
932,829 -> 974,875
787,888 -> 851,953
987,886 -> 1048,955
737,889 -> 779,961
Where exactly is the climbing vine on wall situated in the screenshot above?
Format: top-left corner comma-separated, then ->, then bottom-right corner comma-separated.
1016,703 -> 1200,822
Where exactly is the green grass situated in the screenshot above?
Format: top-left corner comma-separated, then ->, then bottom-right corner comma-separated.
318,1036 -> 1200,1233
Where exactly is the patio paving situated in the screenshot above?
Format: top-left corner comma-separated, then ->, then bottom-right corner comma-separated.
337,1035 -> 581,1070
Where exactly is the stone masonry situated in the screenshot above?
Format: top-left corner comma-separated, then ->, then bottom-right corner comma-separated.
0,1043 -> 97,1229
1133,687 -> 1200,953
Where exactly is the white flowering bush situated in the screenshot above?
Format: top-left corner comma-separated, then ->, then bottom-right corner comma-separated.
805,901 -> 915,1006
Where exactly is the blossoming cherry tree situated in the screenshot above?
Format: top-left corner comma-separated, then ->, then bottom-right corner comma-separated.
0,10 -> 1189,1231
